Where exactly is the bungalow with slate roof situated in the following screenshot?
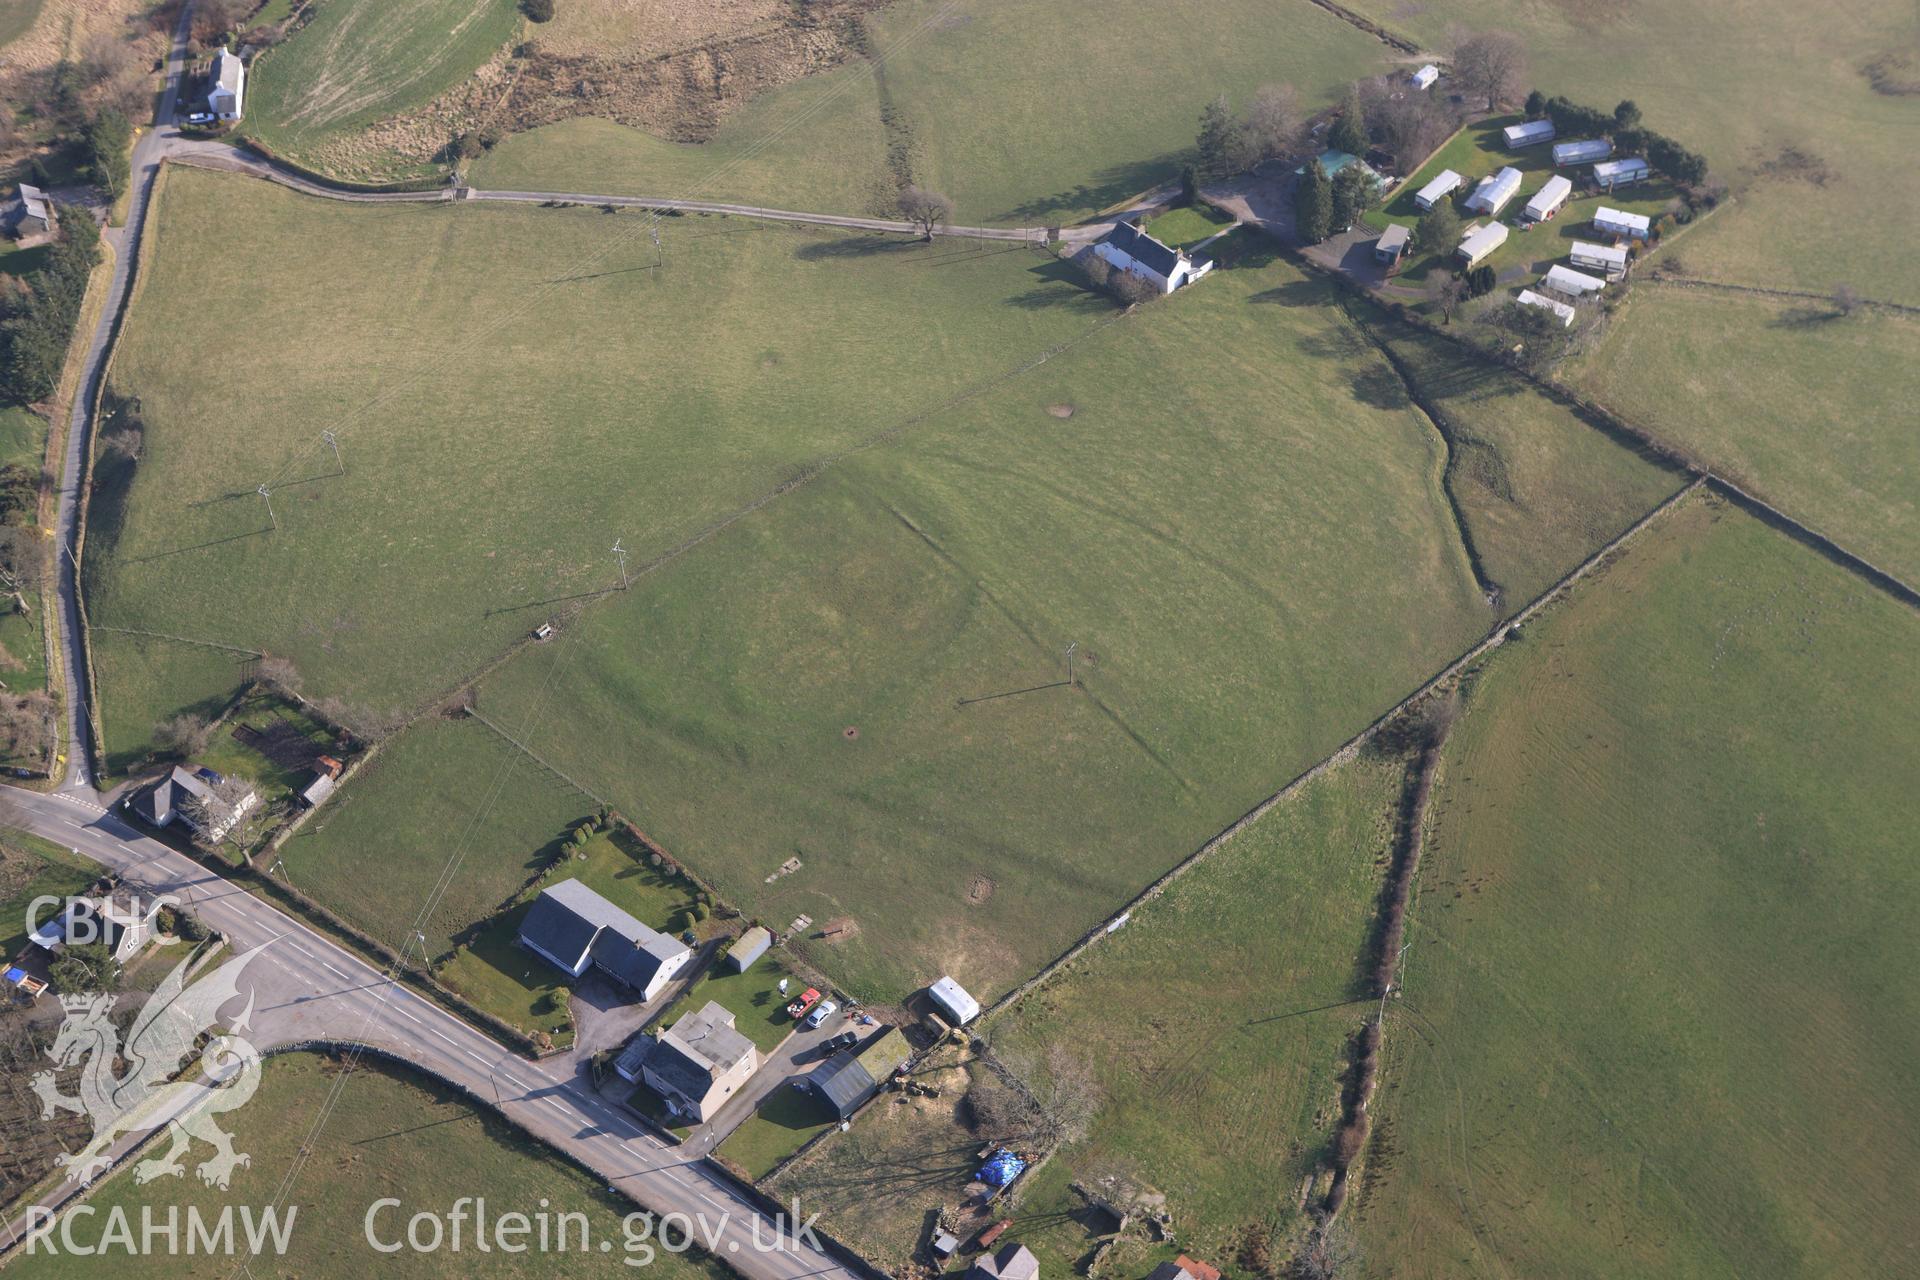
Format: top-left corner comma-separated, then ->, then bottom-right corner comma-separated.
1092,222 -> 1213,295
517,878 -> 691,1001
132,765 -> 258,843
808,1026 -> 909,1119
207,47 -> 245,120
627,1000 -> 758,1122
4,184 -> 54,240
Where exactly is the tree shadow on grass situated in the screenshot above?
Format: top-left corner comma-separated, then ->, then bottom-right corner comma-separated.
995,152 -> 1186,225
1247,276 -> 1326,307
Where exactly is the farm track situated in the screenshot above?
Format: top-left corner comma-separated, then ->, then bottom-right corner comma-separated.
1645,274 -> 1920,315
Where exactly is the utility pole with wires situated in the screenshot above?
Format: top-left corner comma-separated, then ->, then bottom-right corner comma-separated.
257,484 -> 277,531
647,217 -> 663,269
1065,641 -> 1077,687
612,538 -> 630,589
322,430 -> 343,475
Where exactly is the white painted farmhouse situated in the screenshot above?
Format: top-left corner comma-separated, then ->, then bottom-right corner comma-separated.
208,47 -> 245,120
1093,222 -> 1213,294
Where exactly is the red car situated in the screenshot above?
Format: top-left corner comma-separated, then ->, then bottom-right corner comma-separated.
785,987 -> 821,1019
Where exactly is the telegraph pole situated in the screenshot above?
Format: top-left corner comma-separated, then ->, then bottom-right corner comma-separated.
322,430 -> 342,475
257,484 -> 276,531
647,218 -> 663,269
1065,642 -> 1077,686
612,539 -> 629,589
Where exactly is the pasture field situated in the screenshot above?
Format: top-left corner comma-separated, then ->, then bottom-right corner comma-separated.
10,1052 -> 736,1280
481,0 -> 1391,223
274,714 -> 590,957
774,758 -> 1399,1270
1572,288 -> 1920,581
465,238 -> 1676,1004
88,633 -> 253,777
1352,495 -> 1920,1279
1344,0 -> 1920,300
89,166 -> 1113,756
243,0 -> 523,176
1365,115 -> 1680,285
0,0 -> 44,50
1342,298 -> 1685,606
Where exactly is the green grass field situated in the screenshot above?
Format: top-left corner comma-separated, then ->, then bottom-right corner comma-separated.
0,0 -> 41,51
90,167 -> 1116,748
1572,287 -> 1920,581
8,1052 -> 737,1279
1144,204 -> 1234,250
89,633 -> 255,777
274,714 -> 591,956
714,1084 -> 834,1181
243,0 -> 522,176
0,830 -> 95,957
1352,495 -> 1920,1278
480,0 -> 1391,224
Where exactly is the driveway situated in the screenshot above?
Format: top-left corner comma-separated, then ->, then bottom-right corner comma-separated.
680,1003 -> 867,1156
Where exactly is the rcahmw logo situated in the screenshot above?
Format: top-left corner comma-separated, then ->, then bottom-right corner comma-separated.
22,1203 -> 298,1257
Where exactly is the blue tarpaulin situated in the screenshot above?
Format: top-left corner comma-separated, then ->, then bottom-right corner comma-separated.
981,1150 -> 1026,1188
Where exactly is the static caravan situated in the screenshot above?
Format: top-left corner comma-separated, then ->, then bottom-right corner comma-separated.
1515,289 -> 1576,328
1593,157 -> 1651,190
1543,264 -> 1606,298
1375,222 -> 1410,265
1503,119 -> 1556,148
1552,138 -> 1612,166
1523,174 -> 1573,222
1463,166 -> 1523,216
1593,205 -> 1651,239
1570,240 -> 1630,279
1414,169 -> 1463,211
1456,222 -> 1508,268
1410,64 -> 1439,91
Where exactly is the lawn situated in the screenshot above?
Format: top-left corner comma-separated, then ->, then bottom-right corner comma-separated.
714,1083 -> 836,1181
273,714 -> 592,956
242,0 -> 523,177
1142,204 -> 1234,250
89,166 -> 1113,751
1352,494 -> 1920,1279
776,757 -> 1405,1272
660,948 -> 804,1056
481,0 -> 1391,225
9,1052 -> 739,1279
1366,115 -> 1681,285
0,829 -> 96,957
438,828 -> 706,1039
196,688 -> 341,805
1572,287 -> 1920,581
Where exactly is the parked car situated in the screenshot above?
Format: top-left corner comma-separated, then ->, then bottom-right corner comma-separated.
784,987 -> 821,1019
823,1030 -> 859,1053
804,999 -> 839,1030
184,111 -> 214,125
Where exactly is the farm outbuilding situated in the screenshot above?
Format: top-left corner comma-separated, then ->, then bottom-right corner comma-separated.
1570,240 -> 1630,278
1543,264 -> 1607,297
1464,167 -> 1523,216
727,925 -> 772,973
1593,157 -> 1651,189
1456,222 -> 1509,268
1523,175 -> 1573,222
1410,64 -> 1439,90
1515,289 -> 1577,328
928,975 -> 981,1025
4,184 -> 54,239
1375,223 -> 1410,264
1414,169 -> 1463,211
1503,119 -> 1556,148
1552,138 -> 1613,166
1593,206 -> 1652,239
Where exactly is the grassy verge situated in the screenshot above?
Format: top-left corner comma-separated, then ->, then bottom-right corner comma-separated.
1353,494 -> 1920,1278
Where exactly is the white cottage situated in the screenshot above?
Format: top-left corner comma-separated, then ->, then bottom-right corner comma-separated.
1093,222 -> 1213,294
208,48 -> 246,121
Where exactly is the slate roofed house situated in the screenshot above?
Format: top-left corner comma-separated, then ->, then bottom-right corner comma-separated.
631,1000 -> 758,1122
1552,138 -> 1613,167
1455,221 -> 1508,268
132,765 -> 258,843
1414,169 -> 1462,211
30,889 -> 166,965
1148,1256 -> 1224,1280
1463,166 -> 1523,216
928,974 -> 981,1026
517,878 -> 692,1001
1409,64 -> 1439,90
967,1243 -> 1040,1280
1093,222 -> 1213,295
207,47 -> 246,120
4,184 -> 54,239
1515,289 -> 1577,328
1570,240 -> 1630,278
1503,119 -> 1556,148
1592,205 -> 1651,240
1523,174 -> 1573,222
727,925 -> 772,974
1592,157 -> 1651,190
808,1026 -> 909,1118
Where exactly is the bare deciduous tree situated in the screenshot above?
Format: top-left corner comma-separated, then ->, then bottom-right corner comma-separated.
255,655 -> 303,696
1451,32 -> 1528,111
155,712 -> 213,758
898,187 -> 954,241
1426,270 -> 1468,325
1290,1220 -> 1362,1279
1239,83 -> 1303,166
1831,283 -> 1862,317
